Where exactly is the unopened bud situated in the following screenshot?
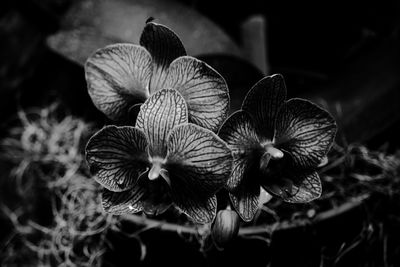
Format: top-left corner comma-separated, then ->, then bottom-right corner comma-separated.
212,209 -> 240,248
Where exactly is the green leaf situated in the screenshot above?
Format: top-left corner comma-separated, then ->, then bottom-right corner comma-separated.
86,126 -> 149,192
166,123 -> 233,223
140,22 -> 186,93
102,173 -> 172,216
85,44 -> 152,120
229,171 -> 261,222
274,98 -> 337,169
242,74 -> 287,140
218,111 -> 261,190
166,56 -> 229,132
136,89 -> 188,158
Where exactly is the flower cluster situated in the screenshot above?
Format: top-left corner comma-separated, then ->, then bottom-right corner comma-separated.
84,22 -> 337,228
85,22 -> 233,224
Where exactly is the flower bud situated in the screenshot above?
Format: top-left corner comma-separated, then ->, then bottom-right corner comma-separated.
211,209 -> 240,247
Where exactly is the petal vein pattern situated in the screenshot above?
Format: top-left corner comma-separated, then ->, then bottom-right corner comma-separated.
136,89 -> 188,158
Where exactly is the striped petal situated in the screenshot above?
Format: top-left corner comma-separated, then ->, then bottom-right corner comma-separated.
174,194 -> 217,224
85,44 -> 152,120
102,173 -> 172,216
218,111 -> 261,191
136,89 -> 188,158
274,99 -> 337,169
242,74 -> 287,140
102,182 -> 145,214
166,123 -> 233,223
140,22 -> 186,93
86,126 -> 149,192
166,56 -> 229,132
229,169 -> 261,222
261,168 -> 322,203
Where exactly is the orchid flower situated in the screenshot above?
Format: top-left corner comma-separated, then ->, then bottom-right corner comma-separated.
85,21 -> 229,132
86,89 -> 233,224
218,74 -> 337,222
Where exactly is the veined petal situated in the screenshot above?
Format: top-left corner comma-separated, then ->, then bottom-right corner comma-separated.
174,194 -> 217,224
136,89 -> 188,158
140,22 -> 186,93
85,44 -> 152,120
167,123 -> 233,196
218,111 -> 261,190
242,74 -> 287,140
102,184 -> 145,214
261,170 -> 322,203
86,126 -> 149,192
166,56 -> 229,132
274,98 -> 337,169
102,173 -> 172,216
166,123 -> 232,223
229,172 -> 261,222
286,171 -> 322,203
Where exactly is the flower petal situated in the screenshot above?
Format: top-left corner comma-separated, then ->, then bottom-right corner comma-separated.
102,173 -> 172,215
229,172 -> 261,222
136,89 -> 188,158
165,56 -> 229,132
274,98 -> 337,169
285,171 -> 322,203
166,123 -> 232,223
85,44 -> 152,120
262,170 -> 322,203
218,111 -> 261,190
86,126 -> 149,192
167,123 -> 233,196
241,74 -> 287,140
102,185 -> 145,214
174,194 -> 217,224
140,22 -> 186,93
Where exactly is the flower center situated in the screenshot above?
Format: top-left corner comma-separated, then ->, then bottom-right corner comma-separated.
259,145 -> 284,173
148,157 -> 171,186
